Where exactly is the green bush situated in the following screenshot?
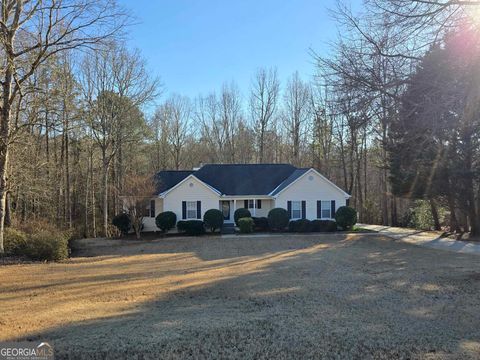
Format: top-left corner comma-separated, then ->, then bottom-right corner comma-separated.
177,220 -> 205,236
234,208 -> 251,226
288,219 -> 313,233
4,226 -> 69,261
24,230 -> 69,261
335,206 -> 357,230
238,217 -> 254,233
112,213 -> 131,235
288,220 -> 296,232
203,209 -> 224,233
311,220 -> 337,232
268,208 -> 289,231
252,217 -> 269,231
155,211 -> 177,233
4,228 -> 28,256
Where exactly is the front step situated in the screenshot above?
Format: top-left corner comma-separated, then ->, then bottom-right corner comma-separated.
221,223 -> 236,234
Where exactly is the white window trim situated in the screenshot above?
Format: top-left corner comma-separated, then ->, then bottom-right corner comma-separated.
321,200 -> 331,219
291,201 -> 302,220
186,201 -> 197,219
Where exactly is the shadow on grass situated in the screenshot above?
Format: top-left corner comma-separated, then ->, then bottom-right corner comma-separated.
5,235 -> 480,359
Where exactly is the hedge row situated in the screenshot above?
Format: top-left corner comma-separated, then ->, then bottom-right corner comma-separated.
112,206 -> 357,236
288,219 -> 337,233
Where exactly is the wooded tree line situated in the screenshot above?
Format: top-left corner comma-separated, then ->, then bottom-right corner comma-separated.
1,0 -> 480,251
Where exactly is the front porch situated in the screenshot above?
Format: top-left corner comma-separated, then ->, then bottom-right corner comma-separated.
219,197 -> 274,223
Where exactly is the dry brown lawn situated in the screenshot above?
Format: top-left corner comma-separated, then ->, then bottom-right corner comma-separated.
1,234 -> 479,359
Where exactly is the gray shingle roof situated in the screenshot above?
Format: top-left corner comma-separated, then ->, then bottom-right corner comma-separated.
155,164 -> 302,196
155,170 -> 193,194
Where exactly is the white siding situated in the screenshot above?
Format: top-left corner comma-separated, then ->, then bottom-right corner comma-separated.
163,176 -> 220,223
142,198 -> 163,232
232,199 -> 274,218
274,170 -> 348,220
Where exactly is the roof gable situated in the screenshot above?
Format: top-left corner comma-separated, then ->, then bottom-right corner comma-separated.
270,168 -> 309,195
272,168 -> 351,198
154,170 -> 193,194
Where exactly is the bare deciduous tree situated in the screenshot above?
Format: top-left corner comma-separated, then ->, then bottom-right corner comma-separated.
0,0 -> 130,252
283,72 -> 311,165
122,174 -> 155,239
249,67 -> 280,163
80,43 -> 159,237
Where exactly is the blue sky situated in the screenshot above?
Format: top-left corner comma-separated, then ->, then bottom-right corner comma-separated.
118,0 -> 357,100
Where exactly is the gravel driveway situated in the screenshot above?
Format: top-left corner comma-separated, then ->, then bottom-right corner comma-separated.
1,234 -> 479,359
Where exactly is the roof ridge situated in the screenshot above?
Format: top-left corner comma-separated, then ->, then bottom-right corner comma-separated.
201,163 -> 294,166
156,170 -> 193,173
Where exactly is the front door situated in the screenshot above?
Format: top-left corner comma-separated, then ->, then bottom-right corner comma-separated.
221,201 -> 231,221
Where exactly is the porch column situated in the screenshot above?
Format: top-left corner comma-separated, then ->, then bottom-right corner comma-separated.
253,198 -> 256,216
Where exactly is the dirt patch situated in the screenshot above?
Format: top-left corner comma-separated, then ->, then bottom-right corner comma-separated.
1,234 -> 479,359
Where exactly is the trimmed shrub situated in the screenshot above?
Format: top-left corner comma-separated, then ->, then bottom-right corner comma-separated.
234,208 -> 251,226
238,217 -> 254,233
252,217 -> 269,231
155,211 -> 177,233
288,220 -> 296,232
335,206 -> 357,230
311,220 -> 337,232
177,221 -> 187,232
268,208 -> 289,231
203,209 -> 224,233
4,228 -> 28,256
289,219 -> 313,233
177,220 -> 205,236
112,213 -> 131,235
24,230 -> 69,261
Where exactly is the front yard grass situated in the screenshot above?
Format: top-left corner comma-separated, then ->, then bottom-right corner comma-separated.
0,233 -> 479,359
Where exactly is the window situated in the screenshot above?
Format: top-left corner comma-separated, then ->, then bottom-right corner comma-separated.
150,200 -> 156,217
245,200 -> 262,209
141,204 -> 150,217
291,201 -> 302,219
150,200 -> 155,217
186,201 -> 197,219
321,201 -> 331,219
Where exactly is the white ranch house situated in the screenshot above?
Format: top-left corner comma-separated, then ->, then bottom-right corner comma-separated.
142,163 -> 351,231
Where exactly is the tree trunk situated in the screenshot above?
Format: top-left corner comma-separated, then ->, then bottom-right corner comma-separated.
259,129 -> 264,163
4,192 -> 11,227
102,160 -> 109,237
0,151 -> 8,254
90,143 -> 97,238
0,63 -> 14,253
447,191 -> 460,233
429,198 -> 441,231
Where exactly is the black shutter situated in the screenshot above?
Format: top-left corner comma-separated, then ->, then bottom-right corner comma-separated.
182,201 -> 187,219
331,200 -> 336,218
287,201 -> 292,219
317,201 -> 321,219
244,200 -> 249,208
197,201 -> 201,219
150,200 -> 155,218
257,199 -> 262,209
346,198 -> 350,207
301,201 -> 306,219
